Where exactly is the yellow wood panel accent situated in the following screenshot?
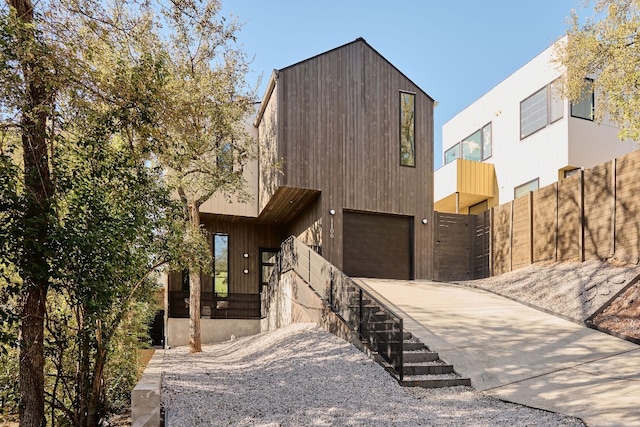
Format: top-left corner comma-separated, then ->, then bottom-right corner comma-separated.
456,158 -> 495,198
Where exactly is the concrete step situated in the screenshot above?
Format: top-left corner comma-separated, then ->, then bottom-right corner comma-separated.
403,341 -> 426,351
403,350 -> 439,363
400,374 -> 471,388
403,362 -> 454,376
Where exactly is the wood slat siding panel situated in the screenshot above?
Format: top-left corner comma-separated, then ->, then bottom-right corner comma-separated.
615,151 -> 640,263
163,219 -> 284,296
491,203 -> 512,275
511,196 -> 531,270
433,212 -> 473,281
284,197 -> 322,248
584,162 -> 613,260
557,174 -> 580,261
532,183 -> 558,262
259,85 -> 280,213
277,40 -> 434,278
474,211 -> 490,279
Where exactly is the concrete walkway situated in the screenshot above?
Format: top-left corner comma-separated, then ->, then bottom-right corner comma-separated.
358,279 -> 640,427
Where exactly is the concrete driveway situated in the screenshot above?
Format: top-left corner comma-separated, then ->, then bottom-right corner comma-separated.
358,279 -> 640,427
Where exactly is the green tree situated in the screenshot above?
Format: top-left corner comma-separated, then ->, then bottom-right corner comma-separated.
152,0 -> 256,353
556,0 -> 640,141
0,1 -> 171,424
1,0 -> 256,423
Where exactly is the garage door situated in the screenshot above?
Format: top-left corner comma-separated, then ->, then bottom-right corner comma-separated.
343,211 -> 413,280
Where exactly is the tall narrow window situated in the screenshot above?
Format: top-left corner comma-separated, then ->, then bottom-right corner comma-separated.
571,78 -> 594,121
181,270 -> 189,292
259,248 -> 279,293
213,234 -> 229,297
400,92 -> 416,167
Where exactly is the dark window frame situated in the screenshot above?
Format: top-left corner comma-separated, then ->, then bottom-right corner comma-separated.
213,233 -> 230,298
399,91 -> 416,168
444,121 -> 492,165
520,79 -> 565,140
570,78 -> 595,121
259,247 -> 280,294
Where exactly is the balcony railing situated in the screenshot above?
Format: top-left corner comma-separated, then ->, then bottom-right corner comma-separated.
169,291 -> 261,319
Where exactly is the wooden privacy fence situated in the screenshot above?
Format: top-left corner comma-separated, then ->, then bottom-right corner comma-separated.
433,211 -> 489,281
491,151 -> 640,275
433,151 -> 640,280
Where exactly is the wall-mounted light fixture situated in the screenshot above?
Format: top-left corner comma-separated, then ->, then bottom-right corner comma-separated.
243,269 -> 249,274
243,253 -> 249,258
329,209 -> 336,239
422,218 -> 428,224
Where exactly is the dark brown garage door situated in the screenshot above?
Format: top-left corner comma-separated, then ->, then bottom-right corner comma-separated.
343,211 -> 413,280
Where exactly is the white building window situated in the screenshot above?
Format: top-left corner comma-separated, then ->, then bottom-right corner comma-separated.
570,78 -> 594,121
520,80 -> 564,139
514,178 -> 539,199
444,122 -> 492,165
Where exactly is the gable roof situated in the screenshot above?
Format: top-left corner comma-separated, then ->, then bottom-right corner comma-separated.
255,38 -> 434,126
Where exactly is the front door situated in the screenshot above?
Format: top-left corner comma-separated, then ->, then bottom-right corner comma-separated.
259,248 -> 280,293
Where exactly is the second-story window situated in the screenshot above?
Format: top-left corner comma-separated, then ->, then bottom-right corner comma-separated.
570,78 -> 594,121
400,91 -> 416,167
520,79 -> 564,139
444,122 -> 492,165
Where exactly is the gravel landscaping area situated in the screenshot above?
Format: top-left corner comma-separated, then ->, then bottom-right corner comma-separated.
162,323 -> 584,426
159,259 -> 640,425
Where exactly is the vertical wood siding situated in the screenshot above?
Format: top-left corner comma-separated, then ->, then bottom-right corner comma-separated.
276,40 -> 434,278
167,218 -> 284,296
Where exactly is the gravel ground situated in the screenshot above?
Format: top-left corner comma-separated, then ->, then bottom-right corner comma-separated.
162,323 -> 584,426
160,259 -> 640,426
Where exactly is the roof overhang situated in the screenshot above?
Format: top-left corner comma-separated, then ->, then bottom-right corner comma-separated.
257,186 -> 321,225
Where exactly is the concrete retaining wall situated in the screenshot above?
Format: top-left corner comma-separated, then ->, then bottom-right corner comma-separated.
261,270 -> 353,343
166,318 -> 260,348
131,350 -> 163,427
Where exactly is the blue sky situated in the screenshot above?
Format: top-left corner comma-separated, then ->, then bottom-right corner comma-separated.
221,1 -> 593,168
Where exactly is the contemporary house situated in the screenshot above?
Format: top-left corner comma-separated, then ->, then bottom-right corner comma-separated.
434,37 -> 637,214
164,38 -> 435,346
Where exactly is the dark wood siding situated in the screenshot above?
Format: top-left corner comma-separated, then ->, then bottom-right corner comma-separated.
168,217 -> 284,296
274,39 -> 434,278
343,211 -> 413,280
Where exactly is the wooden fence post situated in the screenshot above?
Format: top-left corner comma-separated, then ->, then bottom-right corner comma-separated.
611,158 -> 617,257
509,200 -> 514,272
579,168 -> 585,262
528,191 -> 534,265
489,207 -> 494,277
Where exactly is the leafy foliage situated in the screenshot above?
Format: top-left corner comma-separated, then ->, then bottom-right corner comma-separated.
556,0 -> 640,141
0,0 -> 257,422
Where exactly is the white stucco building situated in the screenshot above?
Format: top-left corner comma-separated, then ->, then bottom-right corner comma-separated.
435,37 -> 637,214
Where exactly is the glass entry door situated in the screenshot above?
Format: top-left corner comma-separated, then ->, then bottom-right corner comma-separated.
259,248 -> 279,293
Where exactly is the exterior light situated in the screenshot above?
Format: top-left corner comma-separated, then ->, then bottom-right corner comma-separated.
243,269 -> 249,274
329,209 -> 336,215
422,218 -> 428,224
